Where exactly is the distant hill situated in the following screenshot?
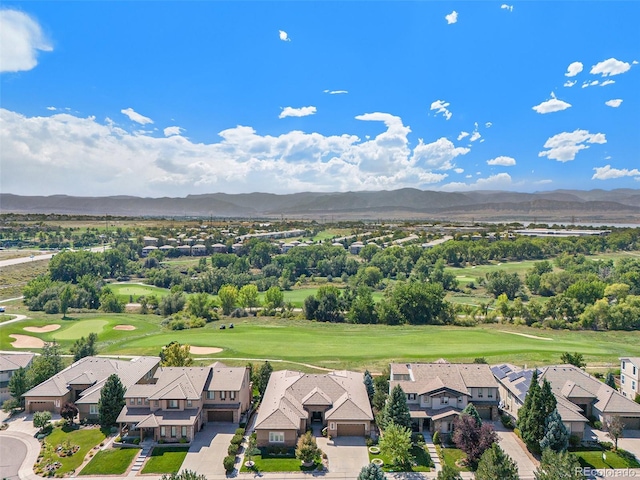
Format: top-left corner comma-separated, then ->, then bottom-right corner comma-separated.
2,189 -> 640,223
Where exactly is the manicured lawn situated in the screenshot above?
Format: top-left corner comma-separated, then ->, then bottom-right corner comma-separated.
79,447 -> 139,475
141,446 -> 189,474
570,447 -> 640,469
240,455 -> 320,472
53,319 -> 110,340
437,446 -> 470,472
38,426 -> 108,475
368,445 -> 432,472
110,283 -> 172,302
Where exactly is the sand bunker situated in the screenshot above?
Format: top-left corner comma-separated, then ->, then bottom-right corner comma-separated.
10,334 -> 45,348
113,325 -> 136,331
23,324 -> 60,333
189,346 -> 223,355
499,330 -> 553,341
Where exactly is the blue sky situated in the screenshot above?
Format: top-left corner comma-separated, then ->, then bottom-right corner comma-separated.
1,1 -> 638,197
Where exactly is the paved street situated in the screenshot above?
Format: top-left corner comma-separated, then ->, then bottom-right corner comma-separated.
0,436 -> 27,480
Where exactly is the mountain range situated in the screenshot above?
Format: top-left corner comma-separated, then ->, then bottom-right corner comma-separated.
2,189 -> 640,223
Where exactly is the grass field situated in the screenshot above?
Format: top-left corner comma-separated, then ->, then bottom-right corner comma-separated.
141,446 -> 188,474
0,260 -> 49,300
79,447 -> 139,475
40,426 -> 108,475
110,283 -> 172,302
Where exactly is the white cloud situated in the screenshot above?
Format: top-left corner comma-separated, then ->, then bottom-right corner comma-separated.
590,57 -> 631,76
535,179 -> 553,185
487,156 -> 516,166
323,90 -> 348,95
565,61 -> 583,77
278,30 -> 291,42
0,9 -> 52,73
500,4 -> 514,12
457,131 -> 469,141
411,137 -> 470,171
279,106 -> 317,119
441,173 -> 512,191
538,129 -> 607,162
445,11 -> 458,24
469,122 -> 481,142
592,165 -> 640,180
121,107 -> 153,125
485,122 -> 492,128
46,106 -> 56,111
600,80 -> 615,86
532,92 -> 571,114
605,99 -> 623,108
163,126 -> 183,137
564,80 -> 576,87
634,60 -> 639,65
430,100 -> 452,120
454,168 -> 464,174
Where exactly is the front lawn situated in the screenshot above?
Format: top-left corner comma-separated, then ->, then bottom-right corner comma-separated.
79,447 -> 139,475
570,447 -> 640,469
240,455 -> 320,473
36,426 -> 108,476
437,446 -> 470,472
368,445 -> 432,472
141,446 -> 189,474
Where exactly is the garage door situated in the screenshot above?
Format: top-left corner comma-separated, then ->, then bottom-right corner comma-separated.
208,410 -> 234,422
336,423 -> 365,436
622,417 -> 640,429
477,407 -> 492,420
28,401 -> 55,413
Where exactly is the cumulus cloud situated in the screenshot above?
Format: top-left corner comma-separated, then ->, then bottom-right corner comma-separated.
600,80 -> 615,86
46,106 -> 56,111
469,122 -> 481,142
454,168 -> 464,174
565,61 -> 583,77
538,129 -> 607,162
411,137 -> 470,171
0,9 -> 52,73
532,92 -> 571,114
592,165 -> 640,180
500,4 -> 514,12
590,57 -> 631,76
278,30 -> 291,42
564,80 -> 576,87
323,90 -> 348,95
605,99 -> 623,108
163,126 -> 183,137
487,156 -> 516,166
430,100 -> 452,120
457,131 -> 469,141
445,11 -> 458,24
441,173 -> 512,191
121,108 -> 153,125
279,106 -> 317,119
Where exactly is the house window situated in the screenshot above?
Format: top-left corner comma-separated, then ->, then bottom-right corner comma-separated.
220,391 -> 226,400
154,400 -> 159,407
207,391 -> 214,400
458,396 -> 463,403
90,405 -> 98,415
187,400 -> 192,407
55,400 -> 60,407
169,400 -> 179,409
181,426 -> 187,438
478,389 -> 483,398
633,381 -> 637,390
407,393 -> 417,401
144,399 -> 149,405
137,398 -> 142,405
130,398 -> 135,405
171,426 -> 177,437
269,432 -> 285,443
160,427 -> 166,437
623,361 -> 626,370
622,375 -> 625,384
442,397 -> 449,404
230,391 -> 236,400
634,366 -> 637,375
488,390 -> 493,398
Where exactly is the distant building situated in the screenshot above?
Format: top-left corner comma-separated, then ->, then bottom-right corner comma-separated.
349,242 -> 365,255
513,229 -> 611,238
0,353 -> 35,402
141,245 -> 158,257
191,244 -> 207,256
620,357 -> 640,400
143,236 -> 158,246
211,243 -> 227,254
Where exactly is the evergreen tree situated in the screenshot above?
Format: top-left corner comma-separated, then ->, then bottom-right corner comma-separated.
254,361 -> 273,398
518,370 -> 542,450
357,463 -> 387,480
372,370 -> 389,412
535,449 -> 584,480
475,444 -> 519,480
539,379 -> 557,418
462,402 -> 482,426
363,370 -> 375,404
540,408 -> 570,452
71,332 -> 98,362
8,366 -> 30,407
383,384 -> 412,429
605,372 -> 616,389
98,374 -> 126,427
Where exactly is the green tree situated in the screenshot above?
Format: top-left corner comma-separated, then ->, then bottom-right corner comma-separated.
519,372 -> 557,452
379,422 -> 412,467
159,291 -> 186,316
385,281 -> 453,325
60,284 -> 73,318
561,352 -> 586,369
70,332 -> 98,362
98,374 -> 126,427
436,465 -> 463,480
33,410 -> 52,431
254,361 -> 273,398
28,342 -> 63,387
348,287 -> 378,324
534,449 -> 584,480
295,431 -> 321,464
540,408 -> 569,452
363,370 -> 375,404
186,292 -> 216,321
462,403 -> 482,426
475,444 -> 519,480
357,463 -> 387,480
99,288 -> 124,313
218,284 -> 238,315
8,366 -> 30,407
485,270 -> 522,300
264,286 -> 284,311
383,384 -> 411,429
160,342 -> 193,367
605,372 -> 617,389
238,284 -> 260,313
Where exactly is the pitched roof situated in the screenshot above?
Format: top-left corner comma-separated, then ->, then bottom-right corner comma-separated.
0,353 -> 35,372
620,357 -> 640,367
24,356 -> 159,399
254,370 -> 373,431
491,364 -> 541,403
205,363 -> 247,391
390,363 -> 498,397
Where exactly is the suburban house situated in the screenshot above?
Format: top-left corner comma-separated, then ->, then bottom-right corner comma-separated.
492,364 -> 589,438
117,362 -> 251,442
23,356 -> 160,418
253,370 -> 373,447
389,362 -> 500,434
620,357 -> 640,400
0,353 -> 35,402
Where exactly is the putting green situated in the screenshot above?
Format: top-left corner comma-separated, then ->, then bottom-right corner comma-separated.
54,319 -> 109,340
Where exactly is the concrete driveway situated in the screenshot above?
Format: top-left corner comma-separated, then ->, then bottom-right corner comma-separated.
492,421 -> 538,480
317,436 -> 369,475
180,423 -> 237,477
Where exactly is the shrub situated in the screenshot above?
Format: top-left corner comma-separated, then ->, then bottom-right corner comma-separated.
239,422 -> 247,429
223,455 -> 235,473
228,444 -> 239,456
365,436 -> 375,447
133,438 -> 140,445
500,414 -> 514,429
432,431 -> 441,445
235,428 -> 245,436
179,437 -> 188,444
412,432 -> 425,445
569,435 -> 581,447
115,436 -> 122,443
231,434 -> 243,445
513,428 -> 521,439
599,441 -> 613,451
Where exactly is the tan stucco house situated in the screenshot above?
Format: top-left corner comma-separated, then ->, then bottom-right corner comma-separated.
253,370 -> 373,447
620,357 -> 640,401
0,353 -> 35,403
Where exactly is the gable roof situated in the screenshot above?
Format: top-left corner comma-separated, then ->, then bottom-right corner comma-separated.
620,357 -> 640,368
254,370 -> 373,431
0,353 -> 35,372
390,363 -> 498,397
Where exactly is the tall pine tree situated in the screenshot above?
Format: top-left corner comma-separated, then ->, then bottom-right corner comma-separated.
8,366 -> 30,407
475,444 -> 519,480
540,408 -> 569,452
383,384 -> 412,429
518,370 -> 542,450
462,403 -> 482,426
98,374 -> 126,427
363,370 -> 375,405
